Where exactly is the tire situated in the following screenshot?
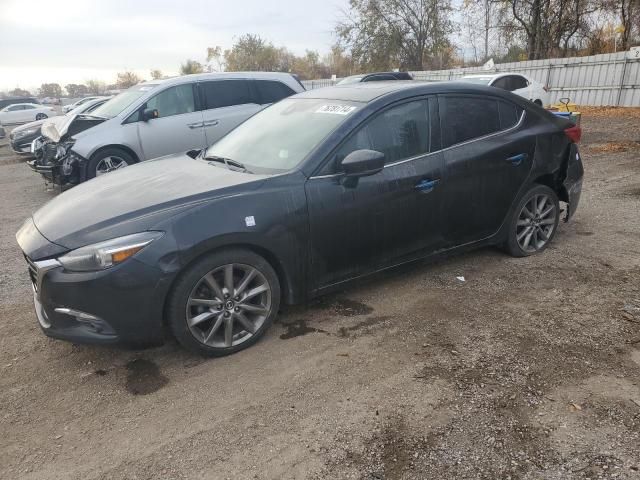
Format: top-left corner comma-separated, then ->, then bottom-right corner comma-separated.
504,184 -> 560,257
86,147 -> 134,179
35,113 -> 48,120
167,249 -> 281,357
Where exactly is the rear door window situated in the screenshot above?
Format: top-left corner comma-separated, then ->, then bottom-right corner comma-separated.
146,84 -> 196,118
442,96 -> 501,146
201,80 -> 254,109
254,80 -> 295,104
510,75 -> 528,90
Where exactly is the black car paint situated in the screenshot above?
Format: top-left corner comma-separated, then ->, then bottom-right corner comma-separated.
16,82 -> 583,346
9,119 -> 46,153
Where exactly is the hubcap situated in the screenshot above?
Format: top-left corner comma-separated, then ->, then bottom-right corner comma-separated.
516,194 -> 556,253
186,263 -> 271,348
96,156 -> 128,176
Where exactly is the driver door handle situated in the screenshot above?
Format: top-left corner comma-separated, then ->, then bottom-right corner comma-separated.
187,122 -> 204,129
203,120 -> 219,127
506,153 -> 528,165
415,178 -> 440,193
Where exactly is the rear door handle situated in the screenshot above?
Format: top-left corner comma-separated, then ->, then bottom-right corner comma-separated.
203,120 -> 219,127
506,153 -> 528,165
187,122 -> 204,129
415,178 -> 440,193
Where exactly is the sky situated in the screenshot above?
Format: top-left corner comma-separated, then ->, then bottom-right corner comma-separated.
0,0 -> 350,92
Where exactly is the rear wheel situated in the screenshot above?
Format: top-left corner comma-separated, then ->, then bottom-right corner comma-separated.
86,148 -> 134,179
505,184 -> 560,257
167,249 -> 281,357
35,113 -> 48,120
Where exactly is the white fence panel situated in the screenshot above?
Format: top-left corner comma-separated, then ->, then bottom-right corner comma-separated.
303,51 -> 640,106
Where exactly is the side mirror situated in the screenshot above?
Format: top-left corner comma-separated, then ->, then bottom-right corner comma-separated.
341,149 -> 385,178
142,108 -> 159,121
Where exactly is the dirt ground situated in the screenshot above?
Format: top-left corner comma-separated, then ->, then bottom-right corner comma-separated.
1,111 -> 639,480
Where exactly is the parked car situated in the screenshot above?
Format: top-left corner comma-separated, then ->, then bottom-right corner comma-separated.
0,103 -> 56,125
337,71 -> 413,85
11,97 -> 109,155
41,97 -> 61,105
31,72 -> 304,186
0,123 -> 5,139
16,81 -> 583,356
62,96 -> 102,113
460,73 -> 549,106
0,97 -> 40,109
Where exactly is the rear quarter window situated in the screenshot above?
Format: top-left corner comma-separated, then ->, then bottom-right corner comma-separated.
254,80 -> 295,104
202,80 -> 253,109
498,100 -> 523,130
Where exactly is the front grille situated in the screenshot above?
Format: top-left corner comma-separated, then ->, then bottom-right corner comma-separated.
24,254 -> 38,292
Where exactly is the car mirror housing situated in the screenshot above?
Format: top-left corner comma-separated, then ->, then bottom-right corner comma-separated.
341,149 -> 385,178
142,108 -> 159,121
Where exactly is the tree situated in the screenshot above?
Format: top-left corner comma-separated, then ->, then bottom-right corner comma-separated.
10,87 -> 31,96
39,83 -> 62,98
116,71 -> 141,88
508,0 -> 597,59
206,46 -> 224,71
180,59 -> 204,75
223,34 -> 289,71
65,83 -> 88,97
336,0 -> 455,71
323,44 -> 356,77
150,69 -> 164,80
85,79 -> 107,95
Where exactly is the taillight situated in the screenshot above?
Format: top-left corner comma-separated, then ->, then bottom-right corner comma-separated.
565,125 -> 581,143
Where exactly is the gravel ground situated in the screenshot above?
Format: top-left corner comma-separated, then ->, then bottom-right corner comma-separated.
0,111 -> 639,480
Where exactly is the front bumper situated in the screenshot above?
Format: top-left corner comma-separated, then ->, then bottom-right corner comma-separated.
24,254 -> 171,346
10,132 -> 39,154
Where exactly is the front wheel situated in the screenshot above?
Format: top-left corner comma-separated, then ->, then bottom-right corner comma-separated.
505,185 -> 560,257
167,249 -> 281,357
86,148 -> 134,179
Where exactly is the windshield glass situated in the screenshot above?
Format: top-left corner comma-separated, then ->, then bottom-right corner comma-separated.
90,84 -> 157,118
205,98 -> 360,174
460,76 -> 493,85
337,75 -> 363,85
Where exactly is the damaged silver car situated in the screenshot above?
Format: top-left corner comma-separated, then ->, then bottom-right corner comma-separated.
29,72 -> 304,186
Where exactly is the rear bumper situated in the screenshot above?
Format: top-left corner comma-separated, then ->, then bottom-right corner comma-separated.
562,143 -> 584,221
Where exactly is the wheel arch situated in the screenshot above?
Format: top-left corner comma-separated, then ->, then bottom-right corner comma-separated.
161,242 -> 297,330
533,172 -> 569,203
89,144 -> 140,164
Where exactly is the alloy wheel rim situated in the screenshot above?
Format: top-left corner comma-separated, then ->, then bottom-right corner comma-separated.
96,156 -> 128,176
186,263 -> 271,348
516,194 -> 556,253
36,114 -> 46,120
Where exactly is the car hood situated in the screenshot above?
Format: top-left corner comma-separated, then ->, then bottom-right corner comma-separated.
12,118 -> 45,133
41,114 -> 105,142
32,153 -> 269,249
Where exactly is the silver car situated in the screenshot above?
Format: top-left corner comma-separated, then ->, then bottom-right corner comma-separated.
35,72 -> 305,185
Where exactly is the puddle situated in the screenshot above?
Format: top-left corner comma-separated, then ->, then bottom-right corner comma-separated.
338,316 -> 390,337
125,358 -> 168,395
576,231 -> 594,236
279,319 -> 329,340
312,297 -> 374,317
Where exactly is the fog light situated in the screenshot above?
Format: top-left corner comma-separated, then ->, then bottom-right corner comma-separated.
54,308 -> 114,334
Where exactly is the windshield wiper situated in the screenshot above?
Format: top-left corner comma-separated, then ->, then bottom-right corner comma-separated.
204,155 -> 252,174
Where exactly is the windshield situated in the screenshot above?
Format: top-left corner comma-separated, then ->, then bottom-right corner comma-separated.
460,76 -> 493,85
205,98 -> 360,174
90,84 -> 157,118
337,75 -> 363,85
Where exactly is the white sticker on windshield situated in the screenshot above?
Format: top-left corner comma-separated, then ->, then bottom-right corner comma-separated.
315,104 -> 357,115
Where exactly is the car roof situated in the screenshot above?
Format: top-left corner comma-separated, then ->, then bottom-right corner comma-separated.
463,72 -> 528,79
292,81 -> 518,104
6,103 -> 40,107
139,71 -> 297,88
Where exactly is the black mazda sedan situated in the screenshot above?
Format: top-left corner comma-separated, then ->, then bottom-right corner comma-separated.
16,82 -> 583,356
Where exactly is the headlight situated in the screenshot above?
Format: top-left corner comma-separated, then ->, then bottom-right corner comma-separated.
14,128 -> 38,139
58,231 -> 163,272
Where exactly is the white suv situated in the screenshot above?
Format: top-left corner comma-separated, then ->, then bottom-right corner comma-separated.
460,73 -> 550,107
36,72 -> 304,185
